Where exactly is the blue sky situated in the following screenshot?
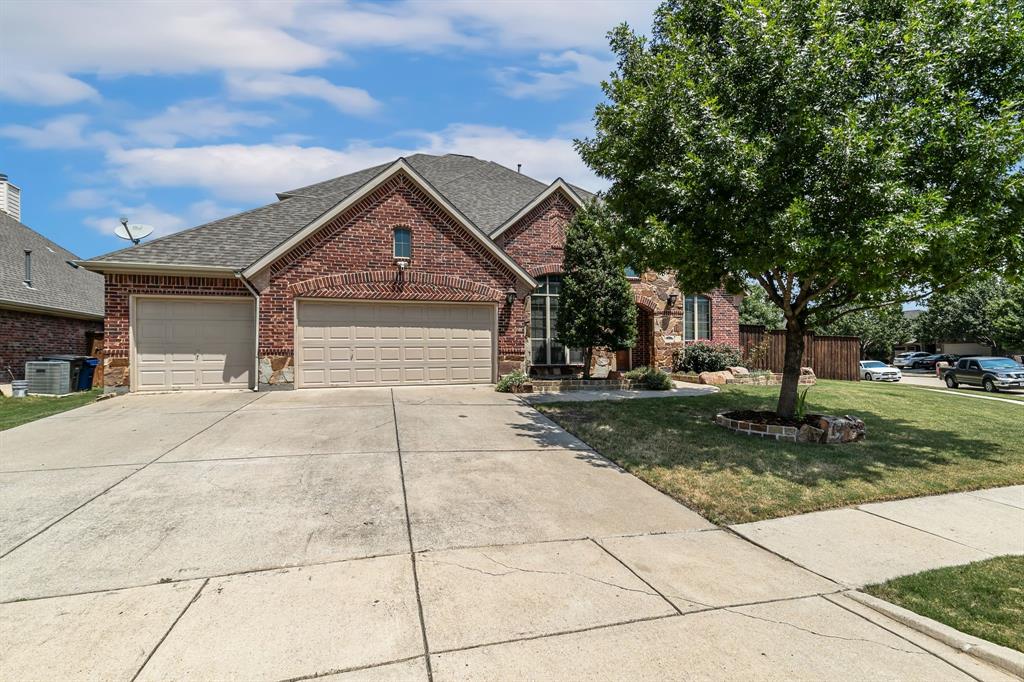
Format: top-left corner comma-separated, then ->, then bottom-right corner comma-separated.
0,1 -> 656,259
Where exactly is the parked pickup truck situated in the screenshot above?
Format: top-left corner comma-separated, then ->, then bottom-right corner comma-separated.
943,356 -> 1024,393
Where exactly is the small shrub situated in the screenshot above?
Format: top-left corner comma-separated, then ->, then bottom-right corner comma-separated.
624,366 -> 673,390
496,370 -> 529,393
673,342 -> 742,373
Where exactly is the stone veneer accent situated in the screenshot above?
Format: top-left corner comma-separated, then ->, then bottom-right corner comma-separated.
715,413 -> 800,442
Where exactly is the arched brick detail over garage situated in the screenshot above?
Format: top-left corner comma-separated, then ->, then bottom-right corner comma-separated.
288,271 -> 505,302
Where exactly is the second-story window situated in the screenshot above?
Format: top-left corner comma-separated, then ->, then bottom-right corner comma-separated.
393,228 -> 411,259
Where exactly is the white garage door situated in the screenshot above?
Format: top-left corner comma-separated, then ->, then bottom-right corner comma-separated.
297,301 -> 495,388
133,298 -> 255,391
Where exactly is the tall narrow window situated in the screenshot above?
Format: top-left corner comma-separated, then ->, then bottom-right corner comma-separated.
684,295 -> 711,340
393,228 -> 411,259
530,275 -> 584,365
23,250 -> 32,287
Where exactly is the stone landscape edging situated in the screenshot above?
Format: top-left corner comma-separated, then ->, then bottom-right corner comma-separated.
715,412 -> 799,442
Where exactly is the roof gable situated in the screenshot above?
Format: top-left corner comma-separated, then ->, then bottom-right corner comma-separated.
489,179 -> 587,240
243,159 -> 537,287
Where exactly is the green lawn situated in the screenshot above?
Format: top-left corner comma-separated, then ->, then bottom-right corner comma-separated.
536,380 -> 1024,524
865,557 -> 1024,652
0,389 -> 102,431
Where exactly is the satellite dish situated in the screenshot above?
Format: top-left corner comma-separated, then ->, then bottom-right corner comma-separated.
114,218 -> 154,245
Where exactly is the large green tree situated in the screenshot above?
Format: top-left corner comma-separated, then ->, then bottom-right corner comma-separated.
815,305 -> 913,360
557,203 -> 638,378
578,0 -> 1024,416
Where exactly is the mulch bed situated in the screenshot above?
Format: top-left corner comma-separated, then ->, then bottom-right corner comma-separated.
721,410 -> 817,429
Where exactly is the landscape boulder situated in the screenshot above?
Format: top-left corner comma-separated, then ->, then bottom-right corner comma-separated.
807,414 -> 866,444
698,370 -> 733,385
727,366 -> 750,376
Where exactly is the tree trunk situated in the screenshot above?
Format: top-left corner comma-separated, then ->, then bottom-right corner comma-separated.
583,347 -> 594,379
777,317 -> 807,418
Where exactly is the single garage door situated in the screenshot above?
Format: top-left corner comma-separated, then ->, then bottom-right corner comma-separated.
297,300 -> 495,388
133,298 -> 255,391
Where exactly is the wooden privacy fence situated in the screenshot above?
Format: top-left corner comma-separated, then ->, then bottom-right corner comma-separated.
739,325 -> 861,381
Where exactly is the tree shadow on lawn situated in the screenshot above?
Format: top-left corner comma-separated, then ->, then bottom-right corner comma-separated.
537,395 -> 1017,491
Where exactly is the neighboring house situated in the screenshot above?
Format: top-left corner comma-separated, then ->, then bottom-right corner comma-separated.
0,212 -> 104,380
79,154 -> 739,392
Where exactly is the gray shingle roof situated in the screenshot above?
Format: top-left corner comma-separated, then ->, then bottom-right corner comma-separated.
90,154 -> 595,270
0,213 -> 104,317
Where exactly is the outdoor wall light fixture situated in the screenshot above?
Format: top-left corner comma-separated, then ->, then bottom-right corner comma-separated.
666,293 -> 678,307
505,288 -> 517,305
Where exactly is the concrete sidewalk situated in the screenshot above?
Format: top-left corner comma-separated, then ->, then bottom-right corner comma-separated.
731,486 -> 1024,587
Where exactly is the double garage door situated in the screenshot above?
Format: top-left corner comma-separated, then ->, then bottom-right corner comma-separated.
297,301 -> 495,388
133,298 -> 255,391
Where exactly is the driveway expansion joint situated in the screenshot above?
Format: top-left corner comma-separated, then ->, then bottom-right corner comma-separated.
130,578 -> 209,682
855,507 -> 999,558
391,388 -> 435,682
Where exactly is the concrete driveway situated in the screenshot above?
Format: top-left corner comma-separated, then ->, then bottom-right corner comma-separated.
0,386 -> 1009,681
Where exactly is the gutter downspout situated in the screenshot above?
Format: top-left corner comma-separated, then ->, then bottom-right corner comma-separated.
234,271 -> 261,392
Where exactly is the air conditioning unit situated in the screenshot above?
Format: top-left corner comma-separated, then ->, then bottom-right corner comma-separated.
25,361 -> 72,395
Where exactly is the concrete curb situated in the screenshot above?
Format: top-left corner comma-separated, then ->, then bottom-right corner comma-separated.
845,591 -> 1024,678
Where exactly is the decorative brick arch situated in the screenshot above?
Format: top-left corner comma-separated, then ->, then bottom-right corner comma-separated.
289,270 -> 505,301
634,293 -> 659,312
526,263 -> 564,278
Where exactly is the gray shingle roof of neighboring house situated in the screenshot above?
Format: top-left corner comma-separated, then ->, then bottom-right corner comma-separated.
89,154 -> 595,271
0,212 -> 104,318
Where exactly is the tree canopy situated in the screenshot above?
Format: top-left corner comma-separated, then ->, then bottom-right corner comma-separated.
816,305 -> 913,359
578,0 -> 1024,415
915,277 -> 1024,352
557,203 -> 638,377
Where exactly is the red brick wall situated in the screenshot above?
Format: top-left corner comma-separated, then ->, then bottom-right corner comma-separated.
258,173 -> 526,377
0,308 -> 102,380
495,191 -> 575,275
102,274 -> 250,388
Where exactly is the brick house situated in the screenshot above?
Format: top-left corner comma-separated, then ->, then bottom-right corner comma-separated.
80,155 -> 739,392
1,213 -> 104,381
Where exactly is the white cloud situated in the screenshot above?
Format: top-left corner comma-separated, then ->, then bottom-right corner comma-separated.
0,114 -> 118,149
0,69 -> 99,106
0,1 -> 330,106
102,123 -> 606,203
0,0 -> 654,106
226,73 -> 380,115
126,100 -> 274,146
304,0 -> 656,52
496,51 -> 615,99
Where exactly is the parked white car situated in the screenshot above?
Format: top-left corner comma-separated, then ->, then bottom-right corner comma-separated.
893,351 -> 930,368
859,360 -> 902,382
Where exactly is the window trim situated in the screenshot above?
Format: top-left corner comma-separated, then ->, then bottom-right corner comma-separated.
530,274 -> 583,366
683,294 -> 711,341
393,227 -> 411,259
